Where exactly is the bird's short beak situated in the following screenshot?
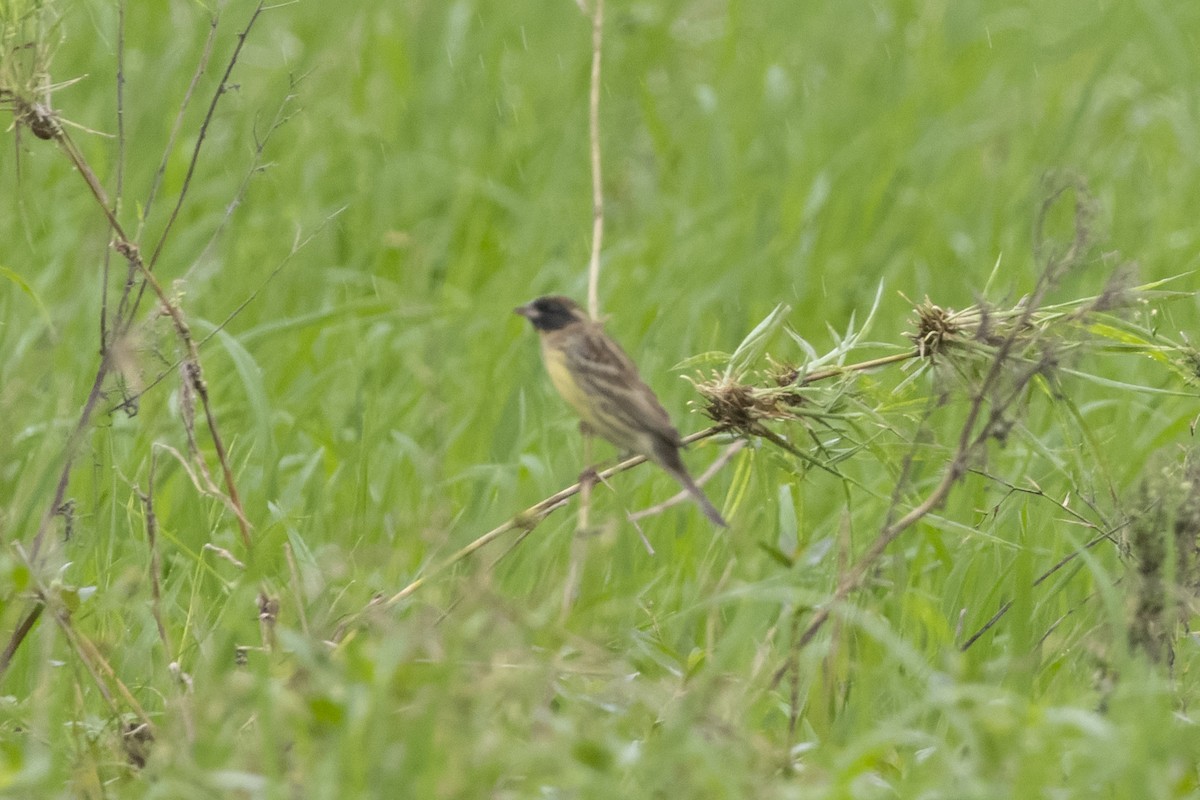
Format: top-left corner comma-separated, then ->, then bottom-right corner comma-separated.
514,303 -> 535,319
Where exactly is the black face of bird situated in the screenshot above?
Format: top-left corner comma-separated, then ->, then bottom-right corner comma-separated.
514,296 -> 585,332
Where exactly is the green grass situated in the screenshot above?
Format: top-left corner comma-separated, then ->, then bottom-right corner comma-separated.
2,0 -> 1200,797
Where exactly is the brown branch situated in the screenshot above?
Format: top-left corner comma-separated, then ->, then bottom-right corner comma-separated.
185,357 -> 253,548
124,244 -> 255,549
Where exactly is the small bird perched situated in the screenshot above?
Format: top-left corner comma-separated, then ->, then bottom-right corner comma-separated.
515,295 -> 727,527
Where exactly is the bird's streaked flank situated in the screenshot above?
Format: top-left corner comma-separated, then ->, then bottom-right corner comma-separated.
515,295 -> 727,527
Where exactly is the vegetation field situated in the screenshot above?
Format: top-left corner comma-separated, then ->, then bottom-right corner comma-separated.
2,0 -> 1200,797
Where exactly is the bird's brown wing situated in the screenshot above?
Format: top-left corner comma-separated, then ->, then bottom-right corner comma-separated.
573,322 -> 682,447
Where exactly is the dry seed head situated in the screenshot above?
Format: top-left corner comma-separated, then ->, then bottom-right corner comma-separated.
909,298 -> 961,358
691,372 -> 801,431
766,355 -> 800,388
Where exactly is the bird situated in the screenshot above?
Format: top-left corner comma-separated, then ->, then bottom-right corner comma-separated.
515,295 -> 727,527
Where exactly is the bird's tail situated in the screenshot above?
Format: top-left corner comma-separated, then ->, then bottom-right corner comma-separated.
675,470 -> 728,528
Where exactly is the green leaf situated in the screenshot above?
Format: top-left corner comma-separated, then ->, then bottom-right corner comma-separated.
725,303 -> 790,380
0,265 -> 54,333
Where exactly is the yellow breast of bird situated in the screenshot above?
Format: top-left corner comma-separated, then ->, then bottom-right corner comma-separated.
541,341 -> 600,426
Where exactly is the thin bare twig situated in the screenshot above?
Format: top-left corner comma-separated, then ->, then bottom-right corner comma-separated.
628,439 -> 744,521
124,3 -> 263,330
112,154 -> 340,417
135,14 -> 218,243
182,74 -> 304,284
146,4 -> 263,276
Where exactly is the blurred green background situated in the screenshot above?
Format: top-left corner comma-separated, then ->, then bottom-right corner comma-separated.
1,0 -> 1199,796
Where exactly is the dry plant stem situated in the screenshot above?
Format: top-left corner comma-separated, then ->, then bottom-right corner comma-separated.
585,0 -> 604,319
955,468 -> 1118,651
183,358 -> 253,547
115,2 -> 127,209
1037,587 -> 1108,648
379,431 -> 723,610
794,387 -> 1009,650
622,510 -> 655,555
183,78 -> 303,284
25,124 -> 250,553
51,118 -> 257,539
628,439 -> 744,521
801,351 -> 918,383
